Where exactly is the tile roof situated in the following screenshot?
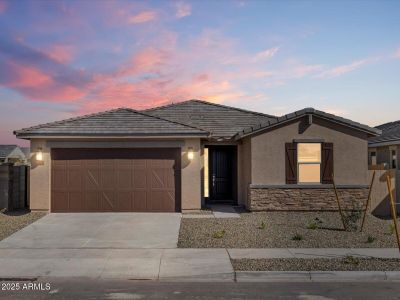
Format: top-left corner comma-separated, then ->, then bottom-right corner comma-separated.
369,120 -> 400,145
14,108 -> 209,138
234,107 -> 381,139
0,145 -> 18,158
144,99 -> 276,139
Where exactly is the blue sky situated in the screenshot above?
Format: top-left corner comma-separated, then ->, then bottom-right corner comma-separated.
0,0 -> 399,146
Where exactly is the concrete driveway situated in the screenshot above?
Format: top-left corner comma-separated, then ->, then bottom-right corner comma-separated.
0,213 -> 181,249
0,213 -> 234,280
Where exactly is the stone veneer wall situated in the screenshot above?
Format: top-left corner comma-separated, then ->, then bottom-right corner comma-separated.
249,187 -> 369,211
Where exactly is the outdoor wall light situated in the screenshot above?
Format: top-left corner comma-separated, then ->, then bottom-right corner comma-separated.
188,147 -> 194,160
36,148 -> 43,161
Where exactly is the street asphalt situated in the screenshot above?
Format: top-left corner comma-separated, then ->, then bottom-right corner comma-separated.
1,278 -> 400,299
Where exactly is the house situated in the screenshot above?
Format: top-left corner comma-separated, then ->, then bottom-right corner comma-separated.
368,120 -> 400,170
0,145 -> 30,165
14,100 -> 380,212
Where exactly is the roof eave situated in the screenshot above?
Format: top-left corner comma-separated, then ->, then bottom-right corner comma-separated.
14,133 -> 209,140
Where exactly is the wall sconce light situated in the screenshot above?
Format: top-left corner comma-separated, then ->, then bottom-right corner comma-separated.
188,147 -> 194,160
36,148 -> 43,161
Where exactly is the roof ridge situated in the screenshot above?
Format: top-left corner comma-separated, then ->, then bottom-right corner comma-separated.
190,99 -> 277,118
144,99 -> 277,118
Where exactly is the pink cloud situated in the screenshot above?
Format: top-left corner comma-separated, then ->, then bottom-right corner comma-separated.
175,2 -> 191,18
0,61 -> 86,102
45,44 -> 74,63
127,10 -> 157,24
317,59 -> 372,78
118,47 -> 170,77
254,47 -> 280,61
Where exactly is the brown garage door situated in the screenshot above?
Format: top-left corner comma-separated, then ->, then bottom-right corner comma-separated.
51,148 -> 180,212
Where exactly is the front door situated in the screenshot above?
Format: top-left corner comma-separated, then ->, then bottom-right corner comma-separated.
208,146 -> 235,203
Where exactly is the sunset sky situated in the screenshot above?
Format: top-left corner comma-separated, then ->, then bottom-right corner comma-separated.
0,0 -> 399,146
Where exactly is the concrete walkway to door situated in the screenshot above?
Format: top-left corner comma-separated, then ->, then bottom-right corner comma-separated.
0,213 -> 181,249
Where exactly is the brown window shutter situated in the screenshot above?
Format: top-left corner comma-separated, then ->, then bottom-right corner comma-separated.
285,143 -> 297,184
321,143 -> 334,184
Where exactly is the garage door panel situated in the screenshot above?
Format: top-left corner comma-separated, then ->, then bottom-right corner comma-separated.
117,192 -> 133,211
52,192 -> 68,211
117,169 -> 133,189
51,148 -> 179,212
86,192 -> 100,211
53,169 -> 67,190
69,192 -> 84,211
133,191 -> 147,211
85,169 -> 100,189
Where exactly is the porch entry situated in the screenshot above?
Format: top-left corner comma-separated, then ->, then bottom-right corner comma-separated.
206,146 -> 237,204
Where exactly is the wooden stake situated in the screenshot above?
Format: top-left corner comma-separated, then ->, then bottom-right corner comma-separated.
387,175 -> 400,253
332,173 -> 347,231
360,171 -> 376,232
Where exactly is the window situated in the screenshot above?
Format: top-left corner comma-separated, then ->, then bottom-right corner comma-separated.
392,150 -> 397,169
370,151 -> 377,166
297,143 -> 321,183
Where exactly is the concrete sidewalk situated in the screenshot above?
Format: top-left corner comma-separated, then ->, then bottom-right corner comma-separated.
0,248 -> 234,281
228,248 -> 400,259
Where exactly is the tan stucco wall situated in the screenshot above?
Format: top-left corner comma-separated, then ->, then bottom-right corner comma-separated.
251,117 -> 369,185
29,139 -> 51,211
28,138 -> 202,211
237,137 -> 251,206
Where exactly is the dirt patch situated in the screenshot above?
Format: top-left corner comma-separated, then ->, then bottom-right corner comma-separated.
0,210 -> 46,241
178,211 -> 400,248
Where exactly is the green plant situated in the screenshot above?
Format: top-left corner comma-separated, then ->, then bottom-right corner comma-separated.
389,224 -> 395,235
343,255 -> 360,266
307,222 -> 318,230
291,233 -> 303,241
366,235 -> 376,243
258,221 -> 266,229
213,230 -> 226,239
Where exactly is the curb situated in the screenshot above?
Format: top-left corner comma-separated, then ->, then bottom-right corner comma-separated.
235,271 -> 400,282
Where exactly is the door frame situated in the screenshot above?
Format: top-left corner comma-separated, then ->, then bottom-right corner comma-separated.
205,145 -> 237,205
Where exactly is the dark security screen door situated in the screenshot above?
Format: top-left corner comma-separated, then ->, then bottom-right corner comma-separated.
209,147 -> 234,202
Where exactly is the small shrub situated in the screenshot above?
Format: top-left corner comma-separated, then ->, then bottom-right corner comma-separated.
343,255 -> 360,266
343,202 -> 363,231
213,230 -> 226,239
291,233 -> 303,241
258,221 -> 266,229
307,222 -> 318,230
389,224 -> 395,235
366,235 -> 376,243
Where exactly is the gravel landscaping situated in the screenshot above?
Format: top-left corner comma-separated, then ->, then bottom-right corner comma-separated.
178,211 -> 400,248
232,257 -> 400,271
0,210 -> 46,241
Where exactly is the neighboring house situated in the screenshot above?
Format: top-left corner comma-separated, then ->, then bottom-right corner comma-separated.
14,100 -> 380,213
0,145 -> 30,165
368,120 -> 400,170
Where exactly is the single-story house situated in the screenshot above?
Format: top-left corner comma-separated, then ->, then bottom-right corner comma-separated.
0,145 -> 30,165
14,100 -> 381,213
368,120 -> 399,170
